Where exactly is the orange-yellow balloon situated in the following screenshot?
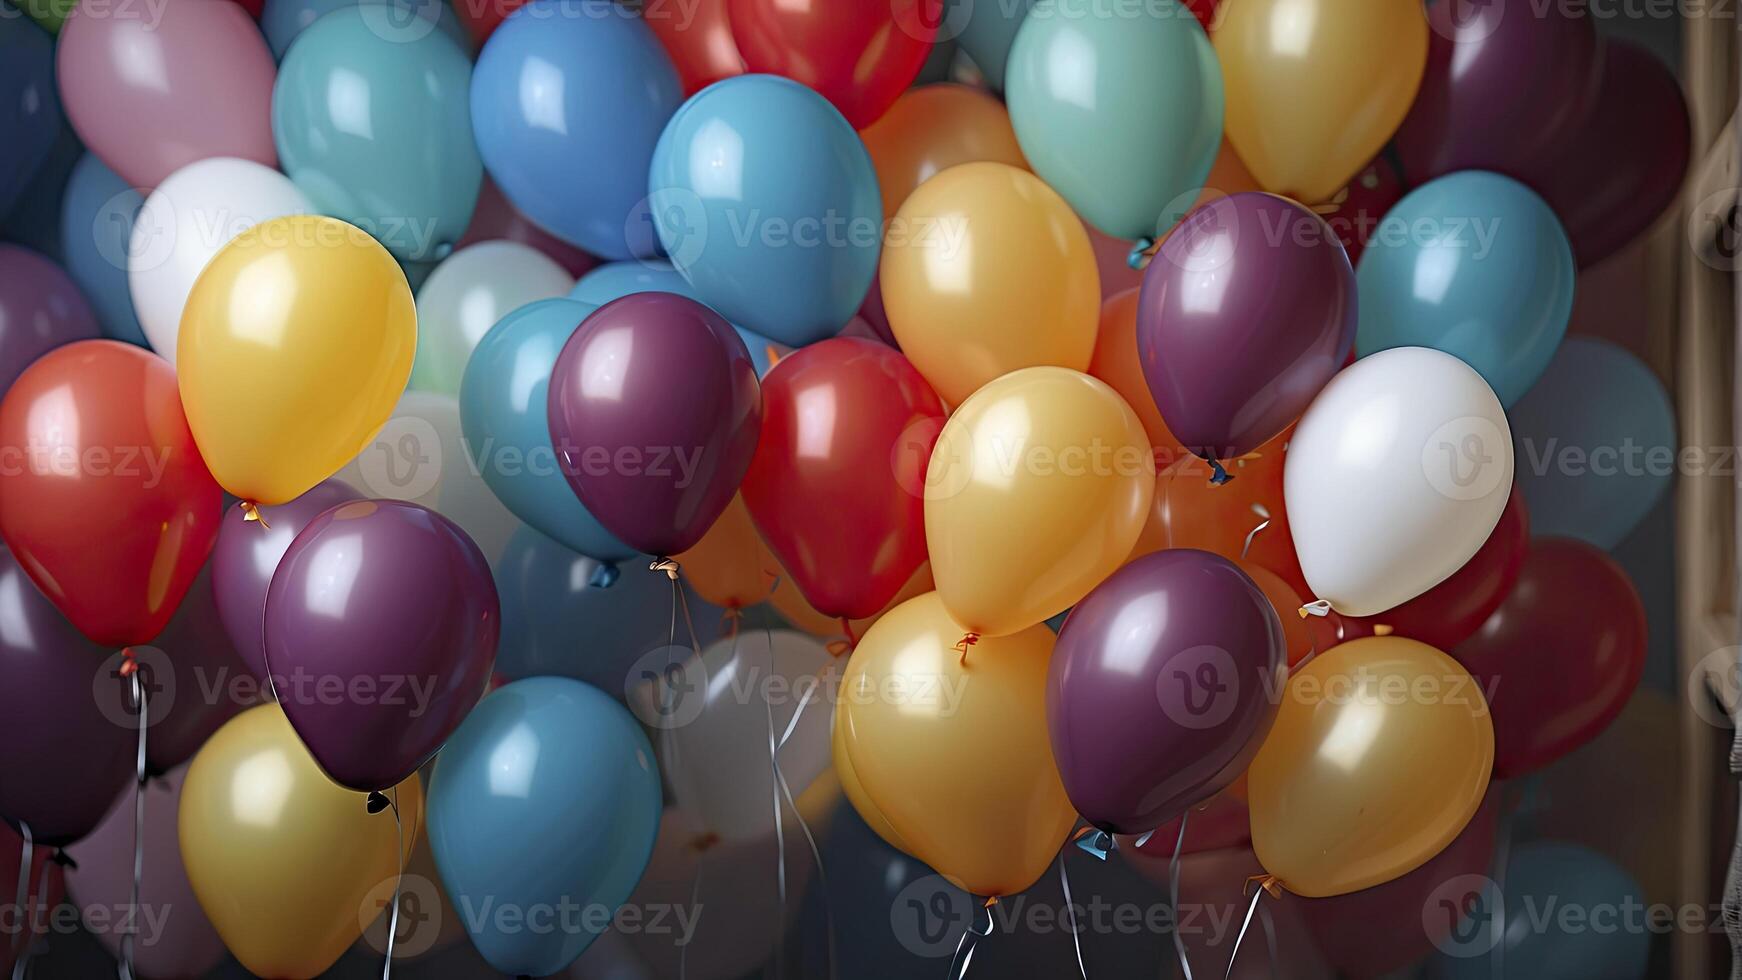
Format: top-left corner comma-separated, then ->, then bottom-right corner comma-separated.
1087,288 -> 1188,468
831,708 -> 912,855
676,493 -> 777,609
1248,637 -> 1493,898
882,162 -> 1099,406
860,83 -> 1029,219
179,215 -> 416,505
836,592 -> 1074,896
925,367 -> 1152,637
179,704 -> 423,979
1215,0 -> 1428,204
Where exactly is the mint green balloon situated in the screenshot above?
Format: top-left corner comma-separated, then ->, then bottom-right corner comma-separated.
1006,0 -> 1222,241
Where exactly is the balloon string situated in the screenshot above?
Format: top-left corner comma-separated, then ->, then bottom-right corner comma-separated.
679,850 -> 703,980
947,898 -> 996,980
11,844 -> 51,980
763,628 -> 789,980
380,786 -> 403,980
238,500 -> 271,529
9,821 -> 30,964
658,572 -> 683,818
954,633 -> 979,666
1169,811 -> 1194,980
1221,878 -> 1273,980
117,650 -> 149,980
769,625 -> 836,980
1239,505 -> 1271,561
1057,853 -> 1089,979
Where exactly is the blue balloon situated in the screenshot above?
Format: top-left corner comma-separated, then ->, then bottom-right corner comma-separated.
260,0 -> 471,61
428,677 -> 662,977
470,0 -> 681,259
1357,171 -> 1575,407
1509,337 -> 1675,550
649,74 -> 881,348
58,154 -> 148,346
0,14 -> 59,222
571,260 -> 785,377
272,6 -> 481,261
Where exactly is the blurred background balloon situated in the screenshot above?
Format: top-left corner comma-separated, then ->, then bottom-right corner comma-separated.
261,0 -> 472,60
860,83 -> 1028,219
0,14 -> 60,221
1089,288 -> 1188,468
410,240 -> 575,396
1173,847 -> 1334,980
140,565 -> 254,774
570,260 -> 783,376
729,0 -> 939,128
641,0 -> 743,95
458,177 -> 601,278
0,243 -> 99,394
57,154 -> 147,346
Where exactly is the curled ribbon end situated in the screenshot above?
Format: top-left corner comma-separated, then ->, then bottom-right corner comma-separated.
239,501 -> 271,529
1299,599 -> 1333,619
649,558 -> 681,581
1207,459 -> 1234,486
954,632 -> 980,666
1244,873 -> 1283,899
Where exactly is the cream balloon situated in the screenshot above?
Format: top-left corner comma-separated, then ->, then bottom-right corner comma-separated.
409,240 -> 574,395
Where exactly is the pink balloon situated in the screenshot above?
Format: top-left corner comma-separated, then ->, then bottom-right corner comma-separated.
56,0 -> 276,189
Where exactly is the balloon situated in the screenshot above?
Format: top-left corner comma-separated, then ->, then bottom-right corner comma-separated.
0,14 -> 60,221
1049,550 -> 1284,834
265,499 -> 498,791
727,0 -> 938,127
882,162 -> 1100,406
770,557 -> 934,646
1248,637 -> 1493,898
1285,347 -> 1513,616
458,177 -> 600,279
569,260 -> 785,377
648,74 -> 881,347
948,0 -> 1033,91
260,0 -> 473,60
675,493 -> 777,610
1006,0 -> 1222,240
428,677 -> 661,976
128,158 -> 311,365
860,83 -> 1028,220
1215,0 -> 1426,203
411,242 -> 574,396
1118,788 -> 1251,871
740,339 -> 944,620
137,566 -> 253,774
0,244 -> 99,395
273,6 -> 481,261
55,0 -> 277,189
0,818 -> 64,977
1507,337 -> 1675,549
58,154 -> 148,346
1241,562 -> 1318,669
831,709 -> 909,854
178,215 -> 416,507
452,0 -> 528,43
836,592 -> 1075,896
927,367 -> 1151,636
179,704 -> 422,980
1454,538 -> 1645,779
642,0 -> 743,95
1319,155 -> 1406,266
548,293 -> 761,558
1163,847 -> 1334,980
1138,193 -> 1355,463
1088,289 -> 1186,468
471,0 -> 681,259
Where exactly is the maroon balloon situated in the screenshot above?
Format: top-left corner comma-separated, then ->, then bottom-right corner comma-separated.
264,499 -> 499,792
548,292 -> 762,557
1329,154 -> 1404,266
0,244 -> 100,397
1048,550 -> 1285,835
1118,789 -> 1252,863
140,564 -> 253,773
1137,193 -> 1354,467
854,268 -> 899,348
459,177 -> 600,278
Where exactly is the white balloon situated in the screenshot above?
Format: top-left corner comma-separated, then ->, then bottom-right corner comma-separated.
409,240 -> 575,395
128,157 -> 310,364
1284,347 -> 1514,617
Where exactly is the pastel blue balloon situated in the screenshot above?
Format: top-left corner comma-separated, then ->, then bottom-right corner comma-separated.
58,154 -> 147,346
1357,172 -> 1575,406
947,0 -> 1035,90
1509,337 -> 1675,550
272,7 -> 481,261
0,14 -> 59,222
649,74 -> 881,348
1006,0 -> 1222,241
428,677 -> 661,977
260,0 -> 471,61
470,0 -> 681,259
571,260 -> 784,376
460,298 -> 635,562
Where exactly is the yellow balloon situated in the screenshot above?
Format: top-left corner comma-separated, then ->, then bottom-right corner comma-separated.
881,162 -> 1099,406
1215,0 -> 1428,204
836,592 -> 1075,896
831,708 -> 912,856
179,215 -> 416,506
1247,637 -> 1493,898
925,367 -> 1152,637
179,704 -> 424,978
676,493 -> 777,609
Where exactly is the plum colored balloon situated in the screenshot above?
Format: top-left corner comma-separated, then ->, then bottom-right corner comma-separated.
260,0 -> 472,59
569,260 -> 784,376
141,566 -> 253,774
643,0 -> 743,94
458,177 -> 600,279
1138,193 -> 1355,463
1119,789 -> 1251,870
265,500 -> 499,790
727,0 -> 939,127
860,83 -> 1029,220
410,241 -> 574,396
56,0 -> 277,188
58,154 -> 148,346
0,244 -> 99,396
470,0 -> 681,259
0,819 -> 64,977
0,14 -> 60,221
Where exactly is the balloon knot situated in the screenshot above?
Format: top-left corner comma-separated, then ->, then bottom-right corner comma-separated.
983,896 -> 999,909
840,617 -> 859,649
1127,237 -> 1156,270
117,648 -> 139,678
649,558 -> 681,581
239,500 -> 272,529
1072,827 -> 1115,861
1298,600 -> 1333,619
50,850 -> 74,870
825,639 -> 852,658
1207,460 -> 1234,486
1245,873 -> 1282,899
955,632 -> 980,665
365,791 -> 390,814
765,344 -> 783,368
587,562 -> 621,589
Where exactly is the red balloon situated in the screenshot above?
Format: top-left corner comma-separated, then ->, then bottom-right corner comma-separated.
1454,538 -> 1646,779
1325,154 -> 1405,266
225,0 -> 264,17
645,0 -> 745,95
0,340 -> 222,648
740,338 -> 944,620
726,0 -> 941,128
453,0 -> 530,45
1185,0 -> 1219,28
458,177 -> 599,279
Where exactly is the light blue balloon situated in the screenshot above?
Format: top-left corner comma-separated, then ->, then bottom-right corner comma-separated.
428,677 -> 662,977
1005,0 -> 1222,241
59,154 -> 147,346
1509,337 -> 1675,550
947,0 -> 1035,90
260,0 -> 471,61
459,297 -> 635,563
571,259 -> 785,377
470,0 -> 681,260
1357,172 -> 1575,407
272,6 -> 481,261
649,74 -> 881,348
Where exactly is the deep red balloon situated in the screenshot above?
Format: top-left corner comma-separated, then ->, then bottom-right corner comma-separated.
1184,0 -> 1219,28
740,338 -> 944,620
1327,154 -> 1405,266
726,0 -> 941,128
1454,538 -> 1646,779
645,0 -> 744,95
453,0 -> 529,44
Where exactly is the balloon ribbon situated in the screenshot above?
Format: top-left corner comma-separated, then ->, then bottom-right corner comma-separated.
1057,854 -> 1090,979
947,897 -> 997,980
369,787 -> 404,979
765,625 -> 836,980
1168,812 -> 1194,980
954,633 -> 979,666
238,501 -> 271,529
1222,875 -> 1280,980
117,649 -> 150,980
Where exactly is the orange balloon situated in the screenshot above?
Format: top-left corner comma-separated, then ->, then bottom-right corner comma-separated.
860,83 -> 1028,220
676,493 -> 776,609
1088,289 -> 1188,468
643,0 -> 744,95
1242,562 -> 1314,669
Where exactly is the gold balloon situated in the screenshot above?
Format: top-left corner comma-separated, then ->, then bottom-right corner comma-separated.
831,708 -> 912,855
925,367 -> 1152,637
676,493 -> 777,609
881,162 -> 1100,406
179,215 -> 416,506
836,592 -> 1075,896
179,704 -> 424,979
1215,0 -> 1428,204
1248,637 -> 1493,898
860,83 -> 1029,219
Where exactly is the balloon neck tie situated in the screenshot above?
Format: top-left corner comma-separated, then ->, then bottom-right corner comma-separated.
650,558 -> 681,581
825,639 -> 852,658
1071,826 -> 1114,861
955,632 -> 980,666
1298,600 -> 1333,619
375,786 -> 404,979
239,501 -> 271,529
1244,873 -> 1281,899
365,791 -> 390,814
118,647 -> 151,980
1207,460 -> 1233,486
48,851 -> 73,870
1127,237 -> 1157,271
721,605 -> 743,640
587,562 -> 621,589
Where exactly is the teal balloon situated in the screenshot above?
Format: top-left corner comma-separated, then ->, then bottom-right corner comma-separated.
1357,171 -> 1575,407
570,260 -> 784,377
1005,0 -> 1222,241
271,6 -> 482,260
948,0 -> 1035,91
428,677 -> 662,977
260,0 -> 471,61
58,153 -> 148,346
1509,337 -> 1675,550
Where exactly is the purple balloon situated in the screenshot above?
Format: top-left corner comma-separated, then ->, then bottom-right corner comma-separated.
264,499 -> 499,792
0,244 -> 99,397
1137,193 -> 1354,464
1047,550 -> 1285,835
140,565 -> 253,774
548,292 -> 761,557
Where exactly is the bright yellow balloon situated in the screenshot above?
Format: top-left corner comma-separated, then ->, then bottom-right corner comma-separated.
881,162 -> 1099,406
925,367 -> 1152,637
676,493 -> 777,609
837,592 -> 1075,896
1215,0 -> 1428,204
179,215 -> 416,506
1247,637 -> 1493,898
179,704 -> 424,979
